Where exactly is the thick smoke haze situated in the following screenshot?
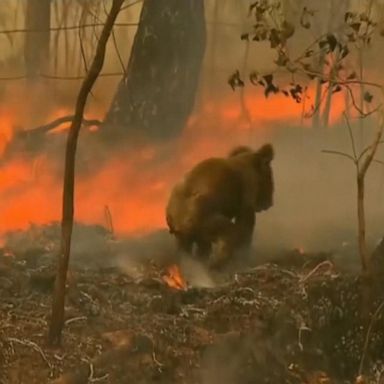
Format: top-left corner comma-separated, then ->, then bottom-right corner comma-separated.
255,122 -> 384,261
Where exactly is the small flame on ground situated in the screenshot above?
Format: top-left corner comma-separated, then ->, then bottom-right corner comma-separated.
163,264 -> 187,290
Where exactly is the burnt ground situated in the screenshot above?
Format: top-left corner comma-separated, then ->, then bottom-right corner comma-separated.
1,225 -> 384,384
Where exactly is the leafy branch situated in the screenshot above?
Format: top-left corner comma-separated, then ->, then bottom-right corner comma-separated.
230,1 -> 383,124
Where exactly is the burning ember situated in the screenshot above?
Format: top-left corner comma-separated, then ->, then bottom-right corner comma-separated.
163,264 -> 187,290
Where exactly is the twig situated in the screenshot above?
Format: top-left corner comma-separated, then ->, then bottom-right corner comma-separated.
8,337 -> 52,370
120,0 -> 143,11
111,28 -> 127,78
321,149 -> 356,163
344,84 -> 382,118
358,300 -> 384,376
0,72 -> 124,81
81,356 -> 110,382
299,260 -> 334,283
0,22 -> 138,35
358,115 -> 384,179
91,373 -> 110,382
0,20 -> 243,36
357,141 -> 384,163
64,316 -> 87,326
78,20 -> 89,73
304,84 -> 330,120
298,324 -> 311,351
152,351 -> 164,368
294,66 -> 384,90
16,115 -> 102,138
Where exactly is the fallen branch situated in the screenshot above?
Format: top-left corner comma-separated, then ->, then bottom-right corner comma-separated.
16,115 -> 102,138
64,316 -> 87,326
8,337 -> 52,371
51,334 -> 153,384
299,260 -> 334,284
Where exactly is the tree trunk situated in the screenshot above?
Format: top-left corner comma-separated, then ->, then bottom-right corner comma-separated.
357,175 -> 368,273
104,0 -> 206,140
24,0 -> 51,78
48,0 -> 124,347
312,0 -> 334,129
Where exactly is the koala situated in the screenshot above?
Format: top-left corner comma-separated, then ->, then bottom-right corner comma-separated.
166,143 -> 274,268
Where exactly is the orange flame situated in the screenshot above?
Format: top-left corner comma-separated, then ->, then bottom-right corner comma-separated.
162,264 -> 187,290
0,85 -> 347,238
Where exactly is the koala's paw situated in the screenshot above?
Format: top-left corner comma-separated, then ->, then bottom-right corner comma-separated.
208,239 -> 232,269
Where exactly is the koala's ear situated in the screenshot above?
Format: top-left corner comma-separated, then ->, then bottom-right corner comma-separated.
255,143 -> 274,165
228,145 -> 252,157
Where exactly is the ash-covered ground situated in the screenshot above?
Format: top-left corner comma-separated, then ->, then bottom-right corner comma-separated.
1,223 -> 384,384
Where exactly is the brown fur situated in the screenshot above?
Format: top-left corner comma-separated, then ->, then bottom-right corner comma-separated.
166,143 -> 274,268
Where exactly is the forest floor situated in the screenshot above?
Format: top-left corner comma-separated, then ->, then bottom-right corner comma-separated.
1,224 -> 384,384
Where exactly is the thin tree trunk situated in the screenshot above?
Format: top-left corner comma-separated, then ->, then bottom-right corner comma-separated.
358,0 -> 374,149
322,51 -> 339,127
24,0 -> 51,78
48,0 -> 125,347
322,0 -> 350,127
209,0 -> 220,94
312,56 -> 325,128
312,0 -> 334,128
356,116 -> 384,320
358,174 -> 372,321
104,0 -> 206,140
357,176 -> 368,272
358,50 -> 365,149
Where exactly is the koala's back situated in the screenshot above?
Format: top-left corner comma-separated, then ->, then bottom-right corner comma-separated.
184,158 -> 243,212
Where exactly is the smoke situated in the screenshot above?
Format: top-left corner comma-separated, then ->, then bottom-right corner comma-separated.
1,0 -> 384,273
2,94 -> 384,273
254,120 -> 384,267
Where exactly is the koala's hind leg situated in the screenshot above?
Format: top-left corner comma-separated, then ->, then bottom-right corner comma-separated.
200,214 -> 238,269
234,208 -> 256,249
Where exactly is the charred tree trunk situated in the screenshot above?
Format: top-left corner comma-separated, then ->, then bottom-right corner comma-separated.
24,0 -> 51,79
48,0 -> 124,347
104,0 -> 206,140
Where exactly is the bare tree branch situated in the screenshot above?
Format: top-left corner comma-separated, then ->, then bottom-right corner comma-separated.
358,141 -> 384,163
358,117 -> 384,179
0,22 -> 138,35
120,0 -> 143,11
16,115 -> 102,138
344,84 -> 382,118
321,149 -> 356,163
